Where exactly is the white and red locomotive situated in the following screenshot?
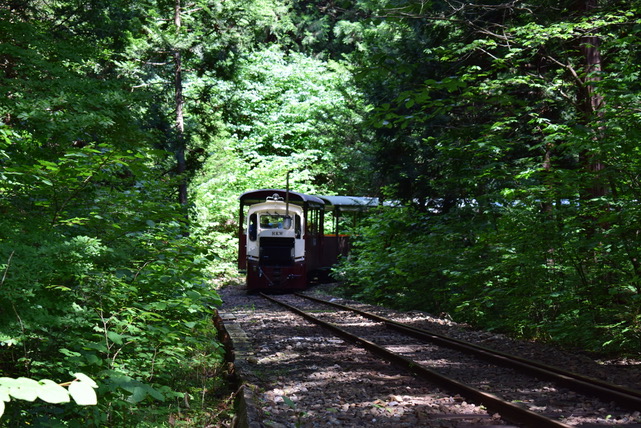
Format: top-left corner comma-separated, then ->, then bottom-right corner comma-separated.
237,189 -> 376,292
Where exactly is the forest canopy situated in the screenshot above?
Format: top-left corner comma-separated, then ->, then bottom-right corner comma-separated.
1,0 -> 640,424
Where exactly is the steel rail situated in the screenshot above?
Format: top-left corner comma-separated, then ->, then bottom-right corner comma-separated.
261,293 -> 572,428
296,292 -> 641,410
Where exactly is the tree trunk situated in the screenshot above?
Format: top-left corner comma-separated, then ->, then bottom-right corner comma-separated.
579,0 -> 606,200
174,0 -> 188,207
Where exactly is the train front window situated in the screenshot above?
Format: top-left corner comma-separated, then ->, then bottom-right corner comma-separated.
259,214 -> 292,229
248,213 -> 257,241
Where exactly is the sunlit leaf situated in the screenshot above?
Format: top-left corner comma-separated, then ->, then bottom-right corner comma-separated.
37,380 -> 70,404
68,380 -> 97,406
8,378 -> 39,402
73,373 -> 98,389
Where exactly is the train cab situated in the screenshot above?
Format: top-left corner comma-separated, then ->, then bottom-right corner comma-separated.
245,195 -> 305,288
239,189 -> 326,292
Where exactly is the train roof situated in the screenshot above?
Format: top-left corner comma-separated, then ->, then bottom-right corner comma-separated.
240,189 -> 326,208
240,189 -> 378,211
316,195 -> 379,212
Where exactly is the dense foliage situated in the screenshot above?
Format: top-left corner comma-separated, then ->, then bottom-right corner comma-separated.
332,0 -> 641,353
1,0 -> 230,425
2,0 -> 641,424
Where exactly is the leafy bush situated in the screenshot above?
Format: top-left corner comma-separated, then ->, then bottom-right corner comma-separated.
0,132 -> 225,425
0,216 -> 225,425
335,202 -> 641,354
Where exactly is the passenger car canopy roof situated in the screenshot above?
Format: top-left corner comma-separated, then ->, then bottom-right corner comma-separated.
240,189 -> 325,208
316,195 -> 379,212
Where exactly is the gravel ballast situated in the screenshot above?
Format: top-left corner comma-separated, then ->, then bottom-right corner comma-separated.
217,282 -> 641,427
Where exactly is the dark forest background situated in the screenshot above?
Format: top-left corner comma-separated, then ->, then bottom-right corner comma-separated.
1,0 -> 640,424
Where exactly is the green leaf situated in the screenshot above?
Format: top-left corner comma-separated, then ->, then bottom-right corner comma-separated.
282,395 -> 295,408
84,353 -> 102,366
145,385 -> 165,401
60,348 -> 82,358
127,386 -> 148,404
107,331 -> 124,345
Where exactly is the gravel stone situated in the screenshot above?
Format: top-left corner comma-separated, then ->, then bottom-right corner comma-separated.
219,282 -> 641,427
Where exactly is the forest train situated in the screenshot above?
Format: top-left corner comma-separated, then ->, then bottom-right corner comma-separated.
238,189 -> 377,292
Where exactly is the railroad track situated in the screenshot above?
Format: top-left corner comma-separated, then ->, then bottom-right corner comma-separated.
260,292 -> 641,427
